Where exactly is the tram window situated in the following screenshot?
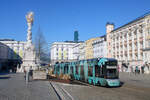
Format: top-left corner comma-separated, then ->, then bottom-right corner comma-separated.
100,65 -> 106,78
57,66 -> 60,72
80,65 -> 84,75
64,66 -> 68,74
67,66 -> 68,73
76,66 -> 78,74
60,67 -> 63,73
107,69 -> 118,79
71,67 -> 73,74
64,66 -> 66,73
95,65 -> 100,77
88,66 -> 93,77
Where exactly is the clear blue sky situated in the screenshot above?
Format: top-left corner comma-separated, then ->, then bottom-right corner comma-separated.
0,0 -> 150,44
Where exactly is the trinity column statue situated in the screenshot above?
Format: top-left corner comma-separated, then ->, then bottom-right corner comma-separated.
19,12 -> 37,72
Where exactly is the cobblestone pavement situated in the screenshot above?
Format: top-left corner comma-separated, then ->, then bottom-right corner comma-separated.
53,72 -> 150,100
0,73 -> 59,100
119,72 -> 150,88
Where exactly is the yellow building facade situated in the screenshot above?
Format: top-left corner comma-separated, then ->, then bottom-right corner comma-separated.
85,37 -> 100,59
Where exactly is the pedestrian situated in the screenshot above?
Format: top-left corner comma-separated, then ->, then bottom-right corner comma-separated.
23,67 -> 26,80
25,65 -> 30,83
141,66 -> 145,74
29,66 -> 33,80
46,68 -> 49,79
135,66 -> 139,75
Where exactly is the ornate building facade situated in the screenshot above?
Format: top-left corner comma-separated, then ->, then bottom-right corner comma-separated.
85,37 -> 100,59
73,42 -> 84,60
50,41 -> 77,65
106,13 -> 150,69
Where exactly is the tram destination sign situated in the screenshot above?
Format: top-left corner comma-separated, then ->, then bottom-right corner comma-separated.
106,66 -> 117,69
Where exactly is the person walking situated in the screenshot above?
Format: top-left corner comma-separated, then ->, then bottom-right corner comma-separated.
141,66 -> 145,74
29,66 -> 33,80
46,68 -> 49,79
25,65 -> 30,83
23,67 -> 26,80
135,66 -> 138,75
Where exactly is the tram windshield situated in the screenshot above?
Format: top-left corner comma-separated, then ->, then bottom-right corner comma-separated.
106,69 -> 118,79
106,61 -> 117,66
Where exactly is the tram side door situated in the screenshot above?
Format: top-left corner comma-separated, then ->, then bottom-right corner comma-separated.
70,66 -> 74,78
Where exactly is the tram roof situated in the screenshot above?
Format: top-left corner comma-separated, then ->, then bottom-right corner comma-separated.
100,58 -> 117,61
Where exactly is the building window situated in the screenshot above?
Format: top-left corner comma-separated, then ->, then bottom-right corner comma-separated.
139,25 -> 143,33
147,19 -> 150,23
148,41 -> 150,47
148,28 -> 150,35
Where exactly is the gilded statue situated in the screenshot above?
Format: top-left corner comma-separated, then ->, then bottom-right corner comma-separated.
26,12 -> 34,24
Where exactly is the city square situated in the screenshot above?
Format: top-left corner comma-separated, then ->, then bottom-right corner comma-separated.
0,0 -> 150,100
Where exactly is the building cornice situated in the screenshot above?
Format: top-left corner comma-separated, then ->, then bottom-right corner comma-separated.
111,12 -> 150,33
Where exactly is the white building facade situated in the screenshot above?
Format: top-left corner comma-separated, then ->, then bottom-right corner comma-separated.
106,13 -> 150,73
50,42 -> 77,65
0,39 -> 26,71
0,40 -> 26,60
79,43 -> 85,60
92,36 -> 107,58
73,42 -> 84,60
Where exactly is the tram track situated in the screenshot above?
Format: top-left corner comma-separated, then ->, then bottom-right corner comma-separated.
49,81 -> 74,100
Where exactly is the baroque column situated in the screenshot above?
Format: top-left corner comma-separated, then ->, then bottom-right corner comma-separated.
26,12 -> 33,46
21,12 -> 37,72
